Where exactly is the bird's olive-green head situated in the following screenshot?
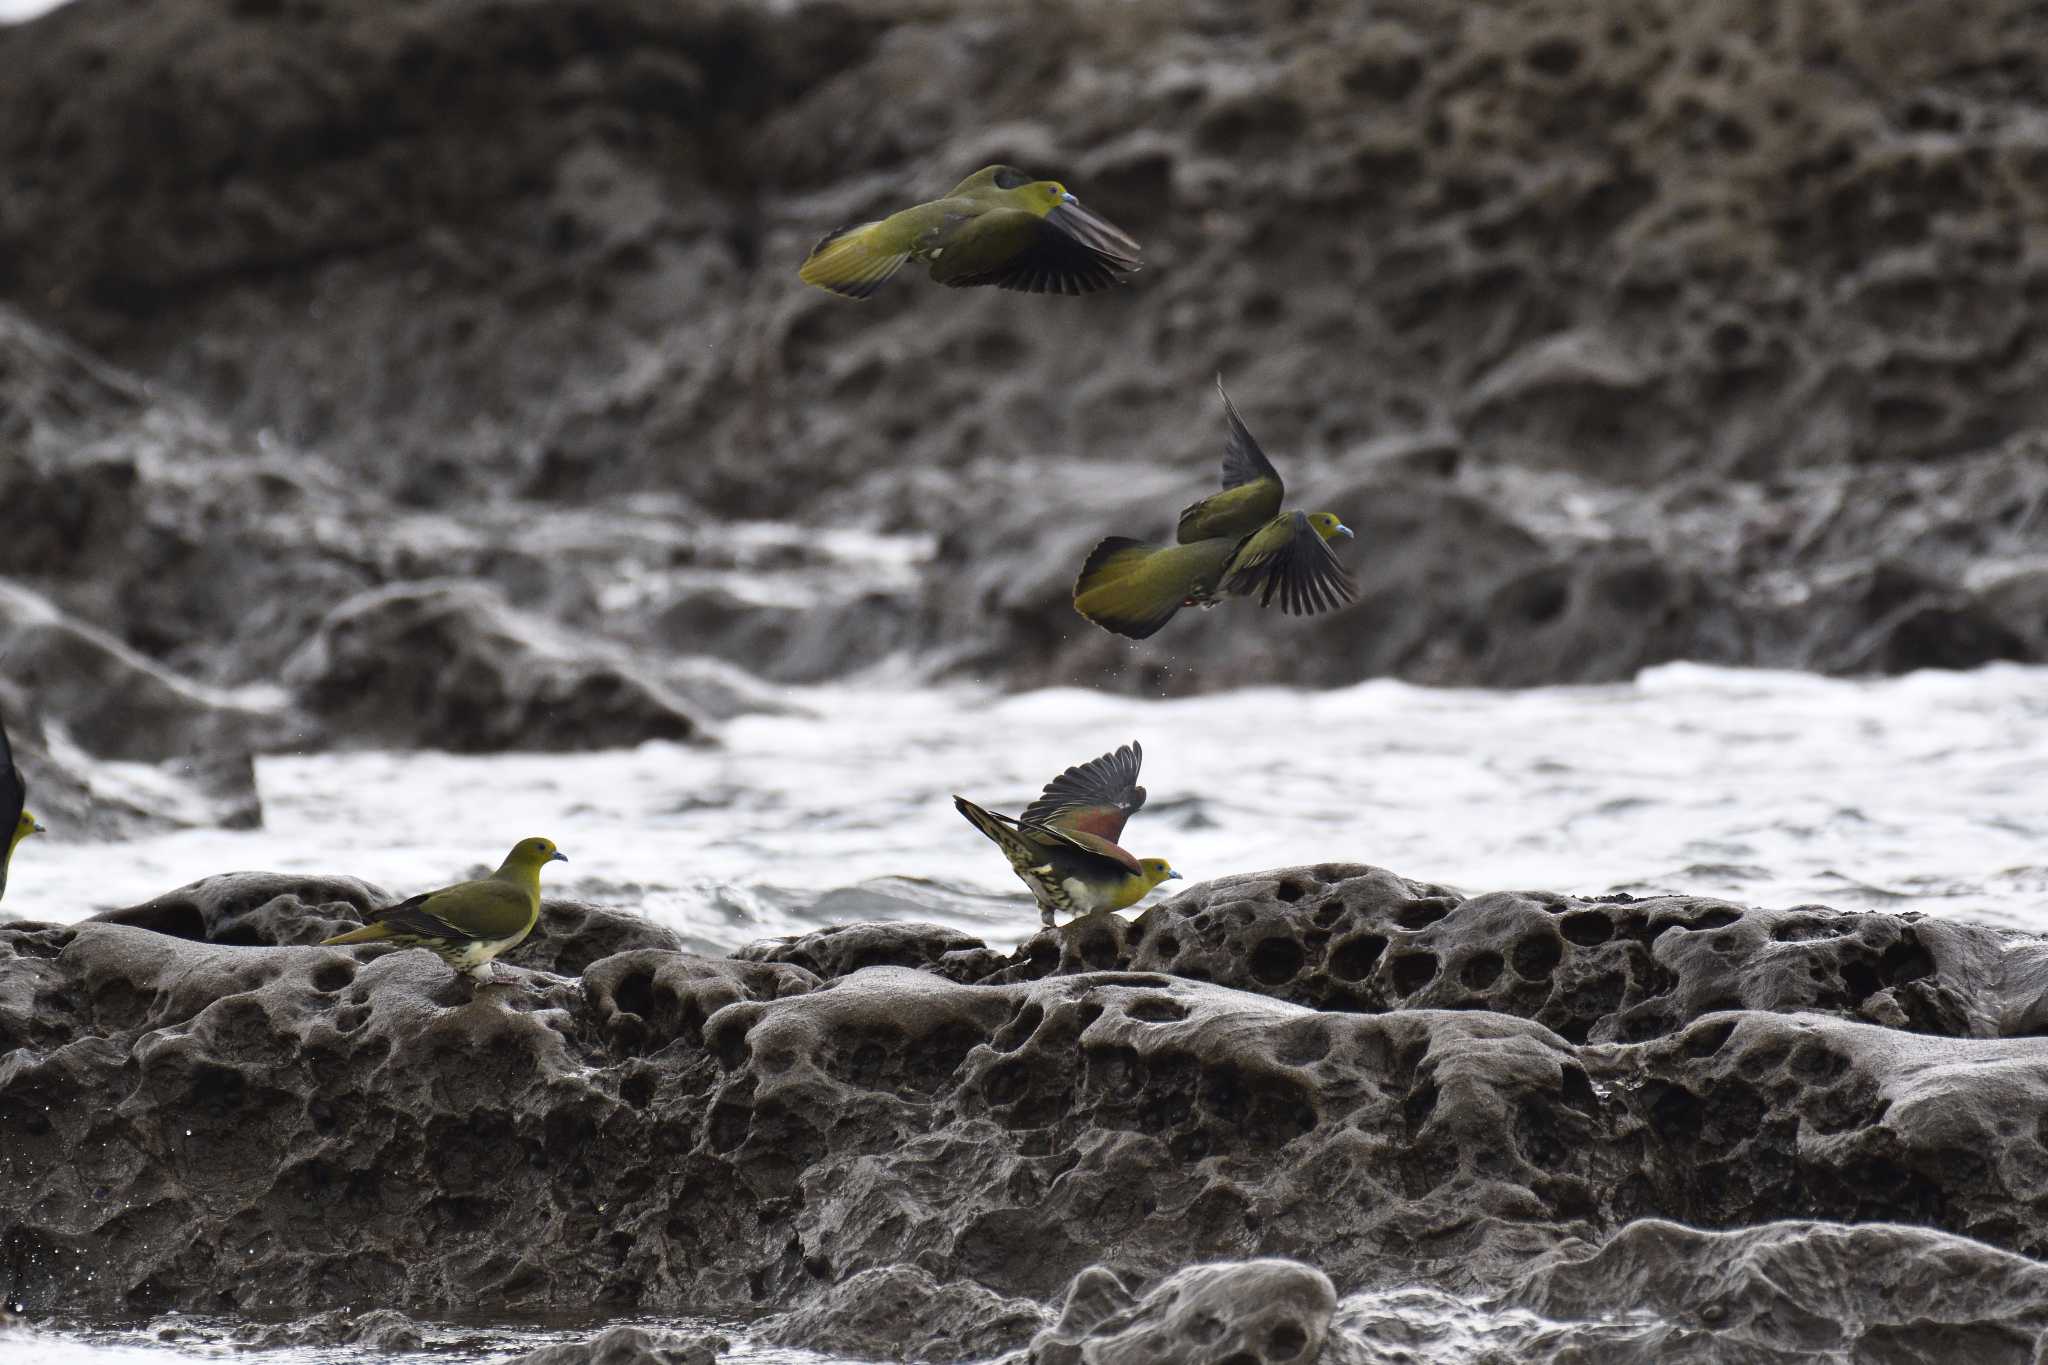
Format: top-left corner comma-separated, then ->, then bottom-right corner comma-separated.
953,164 -> 1077,215
11,810 -> 42,849
1138,857 -> 1182,890
501,837 -> 568,873
1308,512 -> 1355,542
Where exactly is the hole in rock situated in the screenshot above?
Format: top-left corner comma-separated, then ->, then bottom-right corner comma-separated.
1394,897 -> 1452,929
1330,934 -> 1387,982
1688,908 -> 1741,930
1560,911 -> 1613,946
1390,952 -> 1438,995
1682,1019 -> 1737,1057
1459,950 -> 1504,990
1788,1040 -> 1847,1082
1268,1320 -> 1310,1359
1126,996 -> 1188,1024
1559,1065 -> 1599,1115
1275,879 -> 1310,903
1512,932 -> 1563,980
1403,1079 -> 1438,1133
1250,936 -> 1306,985
310,962 -> 355,994
994,1003 -> 1044,1052
1840,955 -> 1881,1003
1881,935 -> 1933,985
1643,1081 -> 1702,1136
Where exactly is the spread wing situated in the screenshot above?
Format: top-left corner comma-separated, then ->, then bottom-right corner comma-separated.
933,202 -> 1141,295
1215,378 -> 1281,491
1222,512 -> 1359,617
1020,742 -> 1146,843
1178,379 -> 1284,542
1017,818 -> 1143,876
370,879 -> 532,943
0,709 -> 23,840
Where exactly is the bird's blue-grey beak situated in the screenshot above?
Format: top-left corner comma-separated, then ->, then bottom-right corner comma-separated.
1167,868 -> 1183,880
551,851 -> 568,863
29,818 -> 45,835
1062,191 -> 1078,205
1335,523 -> 1355,540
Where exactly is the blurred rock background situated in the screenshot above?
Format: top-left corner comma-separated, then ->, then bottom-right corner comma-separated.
1,0 -> 2045,818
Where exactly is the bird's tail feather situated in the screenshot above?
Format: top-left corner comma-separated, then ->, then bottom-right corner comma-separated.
799,221 -> 910,300
953,796 -> 1033,861
319,922 -> 394,946
1072,537 -> 1206,640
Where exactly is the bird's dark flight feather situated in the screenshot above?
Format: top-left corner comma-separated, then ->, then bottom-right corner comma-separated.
1226,513 -> 1360,616
0,710 -> 24,899
943,201 -> 1140,295
1215,378 -> 1281,490
1021,742 -> 1146,842
0,709 -> 22,841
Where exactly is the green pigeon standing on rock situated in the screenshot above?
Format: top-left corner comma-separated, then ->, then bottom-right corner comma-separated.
0,709 -> 45,902
955,741 -> 1181,928
319,837 -> 567,982
1073,378 -> 1358,639
799,165 -> 1142,298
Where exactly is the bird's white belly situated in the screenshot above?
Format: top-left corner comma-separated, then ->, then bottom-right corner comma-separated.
1061,877 -> 1096,908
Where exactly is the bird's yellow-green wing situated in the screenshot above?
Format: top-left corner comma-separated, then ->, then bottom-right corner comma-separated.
1073,536 -> 1234,639
929,203 -> 1140,295
799,220 -> 913,300
1177,379 -> 1286,542
345,878 -> 534,944
1020,741 -> 1145,843
1222,512 -> 1359,616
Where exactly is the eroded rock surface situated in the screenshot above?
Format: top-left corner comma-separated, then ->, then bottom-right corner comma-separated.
1027,1260 -> 1334,1365
788,865 -> 2036,1048
756,1264 -> 1049,1362
7,862 -> 2048,1364
508,1325 -> 728,1365
1512,1220 -> 2048,1365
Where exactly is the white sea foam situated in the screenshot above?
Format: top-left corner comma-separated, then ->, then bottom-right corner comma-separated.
11,663 -> 2045,952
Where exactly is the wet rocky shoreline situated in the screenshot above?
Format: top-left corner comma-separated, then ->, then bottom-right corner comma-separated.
7,863 -> 2048,1361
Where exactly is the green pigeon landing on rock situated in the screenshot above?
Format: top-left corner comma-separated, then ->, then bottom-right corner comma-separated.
0,709 -> 45,902
955,741 -> 1180,928
799,165 -> 1142,299
1073,378 -> 1357,639
319,837 -> 567,982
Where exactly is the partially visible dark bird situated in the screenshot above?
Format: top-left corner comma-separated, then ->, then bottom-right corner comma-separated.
0,709 -> 43,902
1073,378 -> 1357,639
955,741 -> 1180,928
800,165 -> 1141,299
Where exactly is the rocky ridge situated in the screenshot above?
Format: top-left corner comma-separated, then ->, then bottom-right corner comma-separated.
4,863 -> 2048,1361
